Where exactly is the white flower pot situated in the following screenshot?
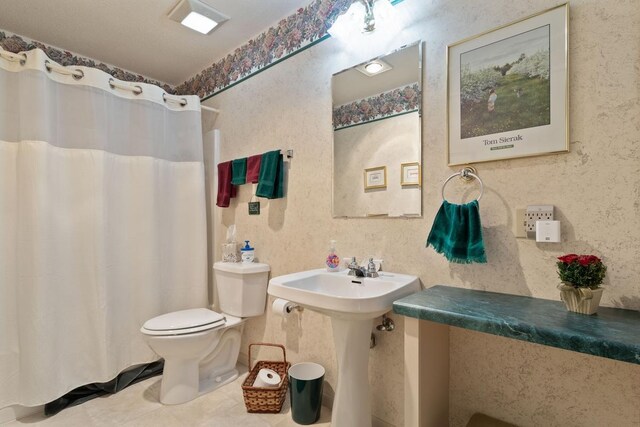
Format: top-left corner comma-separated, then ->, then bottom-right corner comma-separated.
557,284 -> 604,315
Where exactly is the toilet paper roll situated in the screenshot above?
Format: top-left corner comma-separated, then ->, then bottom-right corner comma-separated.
253,368 -> 281,388
272,298 -> 295,318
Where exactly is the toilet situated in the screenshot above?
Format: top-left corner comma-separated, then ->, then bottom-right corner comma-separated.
141,261 -> 270,405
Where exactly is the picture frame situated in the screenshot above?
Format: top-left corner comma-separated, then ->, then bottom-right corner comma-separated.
364,166 -> 387,190
400,162 -> 421,187
447,3 -> 569,166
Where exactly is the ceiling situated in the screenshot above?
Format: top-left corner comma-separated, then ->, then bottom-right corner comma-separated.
0,0 -> 312,85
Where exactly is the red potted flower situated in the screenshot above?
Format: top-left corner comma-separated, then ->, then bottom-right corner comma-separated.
556,254 -> 607,315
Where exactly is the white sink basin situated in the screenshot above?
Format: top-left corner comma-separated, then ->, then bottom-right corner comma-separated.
268,268 -> 420,319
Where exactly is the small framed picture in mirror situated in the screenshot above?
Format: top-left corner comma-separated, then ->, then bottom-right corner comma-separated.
401,162 -> 421,187
364,166 -> 387,190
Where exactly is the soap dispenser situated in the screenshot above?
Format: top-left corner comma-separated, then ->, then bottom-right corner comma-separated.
241,240 -> 255,263
326,240 -> 340,272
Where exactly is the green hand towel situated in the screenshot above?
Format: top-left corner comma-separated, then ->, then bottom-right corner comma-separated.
256,150 -> 284,199
426,200 -> 487,264
231,158 -> 247,185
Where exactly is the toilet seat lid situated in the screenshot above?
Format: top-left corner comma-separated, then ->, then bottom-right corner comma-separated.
143,308 -> 225,332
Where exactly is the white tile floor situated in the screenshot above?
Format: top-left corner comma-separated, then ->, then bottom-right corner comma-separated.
4,365 -> 332,427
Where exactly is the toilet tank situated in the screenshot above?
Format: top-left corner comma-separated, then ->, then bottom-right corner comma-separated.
213,262 -> 270,317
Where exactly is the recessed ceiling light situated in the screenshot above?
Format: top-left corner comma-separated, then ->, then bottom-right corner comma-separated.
181,11 -> 218,34
168,0 -> 229,35
356,59 -> 392,77
364,62 -> 384,74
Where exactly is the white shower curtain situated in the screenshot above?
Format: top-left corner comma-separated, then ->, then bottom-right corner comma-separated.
0,48 -> 208,407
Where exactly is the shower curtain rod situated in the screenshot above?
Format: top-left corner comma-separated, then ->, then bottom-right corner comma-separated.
1,47 -> 221,114
163,93 -> 219,113
162,93 -> 219,114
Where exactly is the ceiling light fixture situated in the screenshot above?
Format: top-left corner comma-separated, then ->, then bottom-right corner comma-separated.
356,59 -> 393,76
362,0 -> 376,33
364,62 -> 384,73
328,0 -> 397,39
168,0 -> 229,35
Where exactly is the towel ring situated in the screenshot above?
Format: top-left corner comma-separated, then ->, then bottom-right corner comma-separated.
441,167 -> 484,202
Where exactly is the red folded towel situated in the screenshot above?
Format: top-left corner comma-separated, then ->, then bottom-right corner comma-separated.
216,161 -> 237,208
246,154 -> 262,184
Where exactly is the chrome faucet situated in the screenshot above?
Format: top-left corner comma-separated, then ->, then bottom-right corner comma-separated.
366,258 -> 379,278
347,257 -> 379,278
347,257 -> 366,277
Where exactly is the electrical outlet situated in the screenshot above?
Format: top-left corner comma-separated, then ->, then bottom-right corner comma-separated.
525,205 -> 554,235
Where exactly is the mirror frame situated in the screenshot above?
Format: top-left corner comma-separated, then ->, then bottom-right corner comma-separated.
331,40 -> 424,219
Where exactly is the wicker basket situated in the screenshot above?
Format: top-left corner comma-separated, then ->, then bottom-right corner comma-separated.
241,343 -> 290,413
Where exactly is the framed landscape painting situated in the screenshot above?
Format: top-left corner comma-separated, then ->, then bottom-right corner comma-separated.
447,3 -> 568,165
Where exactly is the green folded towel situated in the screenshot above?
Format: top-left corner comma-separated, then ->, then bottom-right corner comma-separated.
231,158 -> 247,185
426,200 -> 487,264
256,150 -> 284,199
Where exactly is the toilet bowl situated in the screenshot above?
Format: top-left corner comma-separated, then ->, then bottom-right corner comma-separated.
141,262 -> 270,405
141,309 -> 243,404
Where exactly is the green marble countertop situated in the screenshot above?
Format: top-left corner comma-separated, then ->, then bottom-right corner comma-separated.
393,285 -> 640,365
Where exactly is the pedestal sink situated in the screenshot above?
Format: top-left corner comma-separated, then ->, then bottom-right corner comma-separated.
268,269 -> 420,427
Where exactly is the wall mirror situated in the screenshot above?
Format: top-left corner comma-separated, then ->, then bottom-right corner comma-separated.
332,41 -> 422,218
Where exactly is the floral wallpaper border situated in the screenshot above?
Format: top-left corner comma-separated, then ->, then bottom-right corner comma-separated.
0,30 -> 175,93
333,82 -> 421,130
174,0 -> 353,99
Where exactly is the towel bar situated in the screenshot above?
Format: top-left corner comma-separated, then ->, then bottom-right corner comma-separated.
441,166 -> 484,202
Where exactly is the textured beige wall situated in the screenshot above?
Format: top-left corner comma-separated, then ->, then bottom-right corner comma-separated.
450,328 -> 640,427
204,0 -> 640,425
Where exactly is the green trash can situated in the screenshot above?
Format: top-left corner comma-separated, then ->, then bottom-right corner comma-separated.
288,362 -> 325,425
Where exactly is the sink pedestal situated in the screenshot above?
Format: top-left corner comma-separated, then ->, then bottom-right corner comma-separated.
331,317 -> 372,427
